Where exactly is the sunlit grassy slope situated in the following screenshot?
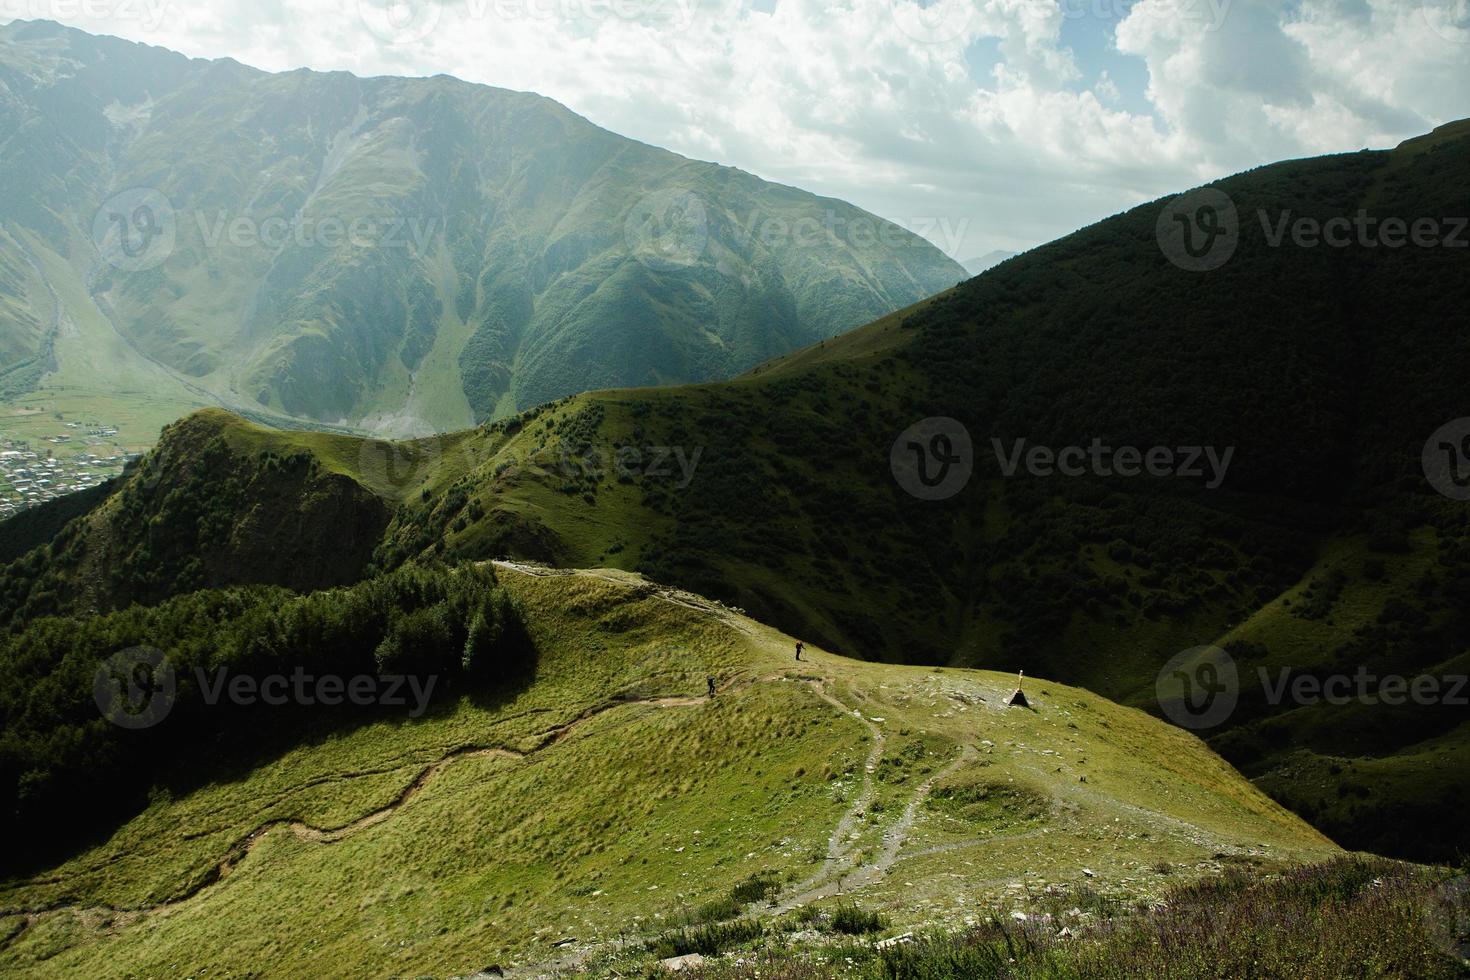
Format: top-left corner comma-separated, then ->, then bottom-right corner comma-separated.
0,566 -> 1334,977
4,122 -> 1467,875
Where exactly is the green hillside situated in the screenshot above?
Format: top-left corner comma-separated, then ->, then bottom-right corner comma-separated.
0,19 -> 963,450
3,122 -> 1467,868
341,119 -> 1469,861
0,564 -> 1340,977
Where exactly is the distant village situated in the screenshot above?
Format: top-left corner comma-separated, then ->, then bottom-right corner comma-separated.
0,420 -> 138,521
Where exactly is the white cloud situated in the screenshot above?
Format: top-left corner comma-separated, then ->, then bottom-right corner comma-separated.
4,0 -> 1466,257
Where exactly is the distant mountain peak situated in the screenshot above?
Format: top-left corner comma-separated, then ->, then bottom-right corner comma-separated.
0,22 -> 964,435
960,249 -> 1019,276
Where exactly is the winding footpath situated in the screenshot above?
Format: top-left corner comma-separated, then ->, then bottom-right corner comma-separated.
0,691 -> 718,950
4,564 -> 994,975
502,677 -> 976,979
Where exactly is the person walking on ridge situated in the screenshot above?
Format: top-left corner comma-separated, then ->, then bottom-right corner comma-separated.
707,676 -> 717,698
795,641 -> 804,662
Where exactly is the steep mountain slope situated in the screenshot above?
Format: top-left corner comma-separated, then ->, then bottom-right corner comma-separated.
0,565 -> 1335,977
0,20 -> 962,435
3,122 -> 1466,862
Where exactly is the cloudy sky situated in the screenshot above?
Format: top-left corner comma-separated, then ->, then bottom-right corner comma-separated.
6,0 -> 1468,260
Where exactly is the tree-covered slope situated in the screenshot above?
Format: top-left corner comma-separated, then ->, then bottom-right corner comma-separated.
0,19 -> 963,434
378,118 -> 1470,861
3,121 -> 1466,862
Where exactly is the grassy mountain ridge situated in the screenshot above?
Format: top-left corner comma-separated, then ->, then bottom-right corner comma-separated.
0,410 -> 391,624
0,19 -> 964,441
0,564 -> 1339,976
2,121 -> 1467,862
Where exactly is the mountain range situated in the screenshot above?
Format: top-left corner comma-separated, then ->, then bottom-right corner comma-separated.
960,249 -> 1017,275
0,19 -> 963,437
7,117 -> 1467,866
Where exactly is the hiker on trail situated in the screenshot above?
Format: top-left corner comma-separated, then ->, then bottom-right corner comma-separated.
795,641 -> 804,662
707,676 -> 717,698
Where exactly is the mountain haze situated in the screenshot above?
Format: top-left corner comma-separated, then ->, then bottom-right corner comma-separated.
0,20 -> 963,434
961,249 -> 1018,275
3,120 -> 1467,867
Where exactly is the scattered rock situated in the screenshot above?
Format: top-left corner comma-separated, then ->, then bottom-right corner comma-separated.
875,932 -> 914,950
659,953 -> 706,972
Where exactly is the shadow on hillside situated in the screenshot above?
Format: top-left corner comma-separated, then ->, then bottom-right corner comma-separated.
3,644 -> 542,886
